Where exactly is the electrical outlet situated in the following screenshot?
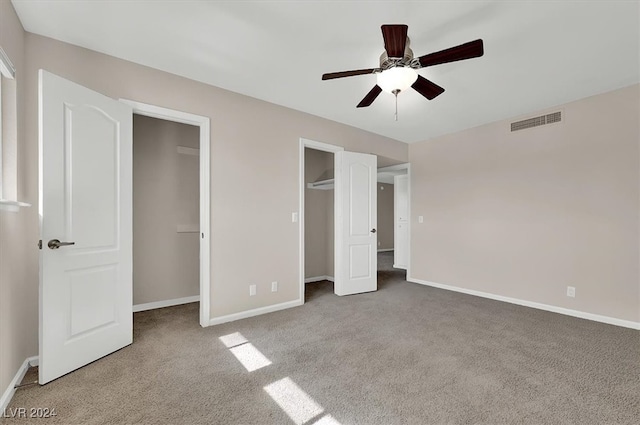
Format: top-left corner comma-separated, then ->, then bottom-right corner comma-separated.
271,281 -> 278,292
566,286 -> 575,298
378,241 -> 381,246
249,285 -> 256,296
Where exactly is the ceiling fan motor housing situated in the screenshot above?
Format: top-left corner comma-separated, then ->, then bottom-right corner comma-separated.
379,38 -> 421,70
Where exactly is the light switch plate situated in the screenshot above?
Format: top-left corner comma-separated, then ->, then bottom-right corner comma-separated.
418,216 -> 424,223
292,212 -> 298,223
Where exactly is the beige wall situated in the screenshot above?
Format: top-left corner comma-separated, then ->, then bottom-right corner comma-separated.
409,84 -> 639,323
304,148 -> 333,279
21,33 -> 407,324
133,115 -> 200,305
377,183 -> 394,251
0,0 -> 38,400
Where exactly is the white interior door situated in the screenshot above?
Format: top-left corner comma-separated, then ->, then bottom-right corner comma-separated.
39,70 -> 133,384
335,151 -> 377,296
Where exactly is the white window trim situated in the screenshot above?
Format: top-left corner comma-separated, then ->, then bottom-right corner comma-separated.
0,46 -> 30,212
0,46 -> 15,79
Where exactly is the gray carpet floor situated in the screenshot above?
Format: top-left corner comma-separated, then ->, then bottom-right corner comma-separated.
3,252 -> 639,424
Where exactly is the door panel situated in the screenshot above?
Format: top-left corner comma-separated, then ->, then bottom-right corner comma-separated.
335,151 -> 377,295
349,244 -> 372,279
69,265 -> 118,337
349,163 -> 371,236
39,70 -> 132,384
67,104 -> 119,249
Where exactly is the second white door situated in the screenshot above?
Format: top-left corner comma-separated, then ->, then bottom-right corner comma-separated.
334,151 -> 377,296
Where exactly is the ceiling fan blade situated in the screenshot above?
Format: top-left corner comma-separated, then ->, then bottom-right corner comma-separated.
418,39 -> 484,68
357,85 -> 383,108
411,75 -> 445,100
322,68 -> 378,80
381,24 -> 408,58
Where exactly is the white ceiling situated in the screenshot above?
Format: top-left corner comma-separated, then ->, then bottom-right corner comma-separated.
11,1 -> 639,143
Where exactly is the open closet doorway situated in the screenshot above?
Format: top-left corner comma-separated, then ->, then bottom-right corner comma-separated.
123,100 -> 211,327
376,163 -> 410,279
132,115 -> 199,309
376,172 -> 395,276
303,146 -> 336,299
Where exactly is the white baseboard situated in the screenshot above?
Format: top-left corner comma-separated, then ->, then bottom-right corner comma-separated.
208,299 -> 303,326
305,276 -> 335,283
407,277 -> 640,330
133,295 -> 199,313
377,248 -> 394,252
393,264 -> 407,270
1,356 -> 38,412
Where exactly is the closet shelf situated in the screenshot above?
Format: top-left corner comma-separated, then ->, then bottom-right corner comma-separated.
307,164 -> 409,190
306,179 -> 335,190
177,224 -> 199,233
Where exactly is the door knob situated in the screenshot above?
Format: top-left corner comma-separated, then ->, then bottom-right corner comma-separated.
47,239 -> 75,249
370,229 -> 377,233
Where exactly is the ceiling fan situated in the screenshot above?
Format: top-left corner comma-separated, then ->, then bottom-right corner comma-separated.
322,25 -> 484,118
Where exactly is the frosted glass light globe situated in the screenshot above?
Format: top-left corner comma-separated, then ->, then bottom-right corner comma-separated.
376,67 -> 418,93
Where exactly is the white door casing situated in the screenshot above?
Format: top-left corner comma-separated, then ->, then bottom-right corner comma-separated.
39,70 -> 133,384
120,99 -> 211,328
334,151 -> 377,296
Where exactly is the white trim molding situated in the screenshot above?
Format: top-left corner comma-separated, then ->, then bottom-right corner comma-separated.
0,47 -> 29,209
209,299 -> 303,326
133,295 -> 200,313
408,277 -> 640,330
377,248 -> 394,252
0,47 -> 16,79
120,99 -> 211,328
1,356 -> 38,412
304,276 -> 335,283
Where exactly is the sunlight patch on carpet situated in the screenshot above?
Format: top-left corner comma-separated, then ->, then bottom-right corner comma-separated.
264,377 -> 324,425
229,343 -> 272,372
219,332 -> 248,348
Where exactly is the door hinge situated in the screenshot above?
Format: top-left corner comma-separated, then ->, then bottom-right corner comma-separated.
38,240 -> 42,250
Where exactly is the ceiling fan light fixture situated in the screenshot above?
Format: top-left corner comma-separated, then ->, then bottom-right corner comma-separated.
376,67 -> 418,94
